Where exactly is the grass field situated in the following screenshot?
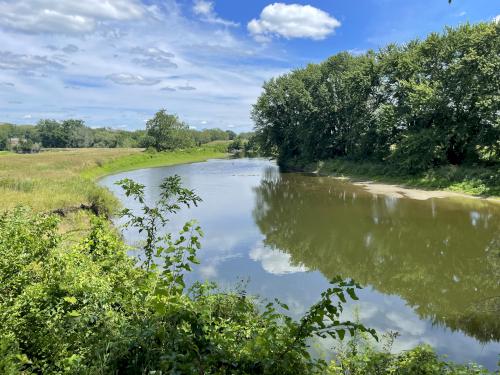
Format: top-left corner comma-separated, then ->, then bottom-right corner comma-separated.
0,146 -> 228,214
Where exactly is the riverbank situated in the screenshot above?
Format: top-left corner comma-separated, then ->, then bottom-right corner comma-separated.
81,146 -> 230,180
286,158 -> 500,200
0,146 -> 228,215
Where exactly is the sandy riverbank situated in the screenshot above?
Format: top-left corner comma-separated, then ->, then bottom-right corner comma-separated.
345,179 -> 500,203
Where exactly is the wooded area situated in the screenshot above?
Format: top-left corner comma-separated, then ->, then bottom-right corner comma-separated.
253,23 -> 499,174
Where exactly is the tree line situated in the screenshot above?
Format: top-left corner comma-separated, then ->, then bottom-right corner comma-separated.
252,22 -> 499,173
0,113 -> 239,152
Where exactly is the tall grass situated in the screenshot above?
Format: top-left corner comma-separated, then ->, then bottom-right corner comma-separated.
0,147 -> 228,214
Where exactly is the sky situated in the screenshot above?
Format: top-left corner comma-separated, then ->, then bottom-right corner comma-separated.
0,0 -> 498,132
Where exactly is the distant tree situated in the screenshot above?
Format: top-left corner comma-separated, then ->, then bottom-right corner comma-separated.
228,137 -> 242,152
37,120 -> 66,148
146,109 -> 195,151
62,119 -> 93,148
225,130 -> 237,140
0,124 -> 11,150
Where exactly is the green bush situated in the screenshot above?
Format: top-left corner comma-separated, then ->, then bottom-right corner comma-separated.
328,344 -> 491,375
0,177 -> 375,374
390,129 -> 446,174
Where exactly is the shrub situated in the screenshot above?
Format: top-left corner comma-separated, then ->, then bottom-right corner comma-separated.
0,178 -> 375,374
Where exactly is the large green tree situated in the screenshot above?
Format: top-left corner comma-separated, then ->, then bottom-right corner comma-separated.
146,109 -> 195,151
252,22 -> 500,173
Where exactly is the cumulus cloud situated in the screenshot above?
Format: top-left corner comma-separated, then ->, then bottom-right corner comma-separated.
0,0 -> 281,129
193,0 -> 239,27
0,51 -> 64,72
130,47 -> 177,69
107,73 -> 161,86
248,3 -> 340,41
0,0 -> 145,34
249,246 -> 307,275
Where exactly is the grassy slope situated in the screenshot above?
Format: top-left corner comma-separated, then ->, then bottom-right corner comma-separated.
0,147 -> 228,213
82,147 -> 226,179
307,159 -> 500,198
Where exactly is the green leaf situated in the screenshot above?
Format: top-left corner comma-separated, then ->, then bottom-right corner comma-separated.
346,288 -> 359,300
337,329 -> 345,340
63,296 -> 77,304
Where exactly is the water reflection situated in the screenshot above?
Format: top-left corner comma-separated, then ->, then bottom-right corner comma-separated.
99,158 -> 500,369
253,169 -> 500,343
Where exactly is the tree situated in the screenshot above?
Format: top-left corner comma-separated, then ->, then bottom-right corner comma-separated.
225,130 -> 237,140
146,109 -> 195,151
37,120 -> 66,148
62,119 -> 93,148
252,22 -> 500,173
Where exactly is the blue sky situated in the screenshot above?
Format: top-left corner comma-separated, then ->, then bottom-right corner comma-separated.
0,0 -> 498,131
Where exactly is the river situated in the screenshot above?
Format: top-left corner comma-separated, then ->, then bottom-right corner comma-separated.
100,157 -> 500,370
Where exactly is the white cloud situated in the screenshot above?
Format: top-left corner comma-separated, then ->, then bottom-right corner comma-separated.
177,84 -> 196,91
0,0 -> 285,130
198,263 -> 218,278
348,48 -> 367,56
494,15 -> 500,24
192,0 -> 239,27
62,44 -> 79,53
193,0 -> 212,16
248,3 -> 340,41
160,86 -> 176,92
0,51 -> 63,71
386,311 -> 426,336
129,47 -> 177,69
249,246 -> 307,275
107,73 -> 161,86
0,0 -> 145,33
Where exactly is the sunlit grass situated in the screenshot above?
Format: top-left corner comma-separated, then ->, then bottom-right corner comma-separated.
82,146 -> 229,179
0,147 -> 228,213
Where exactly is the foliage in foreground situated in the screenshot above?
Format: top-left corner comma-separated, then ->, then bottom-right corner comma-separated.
329,343 -> 492,375
0,177 -> 494,374
0,176 -> 375,374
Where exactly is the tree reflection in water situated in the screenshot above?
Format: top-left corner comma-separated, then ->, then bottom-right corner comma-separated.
253,168 -> 500,343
